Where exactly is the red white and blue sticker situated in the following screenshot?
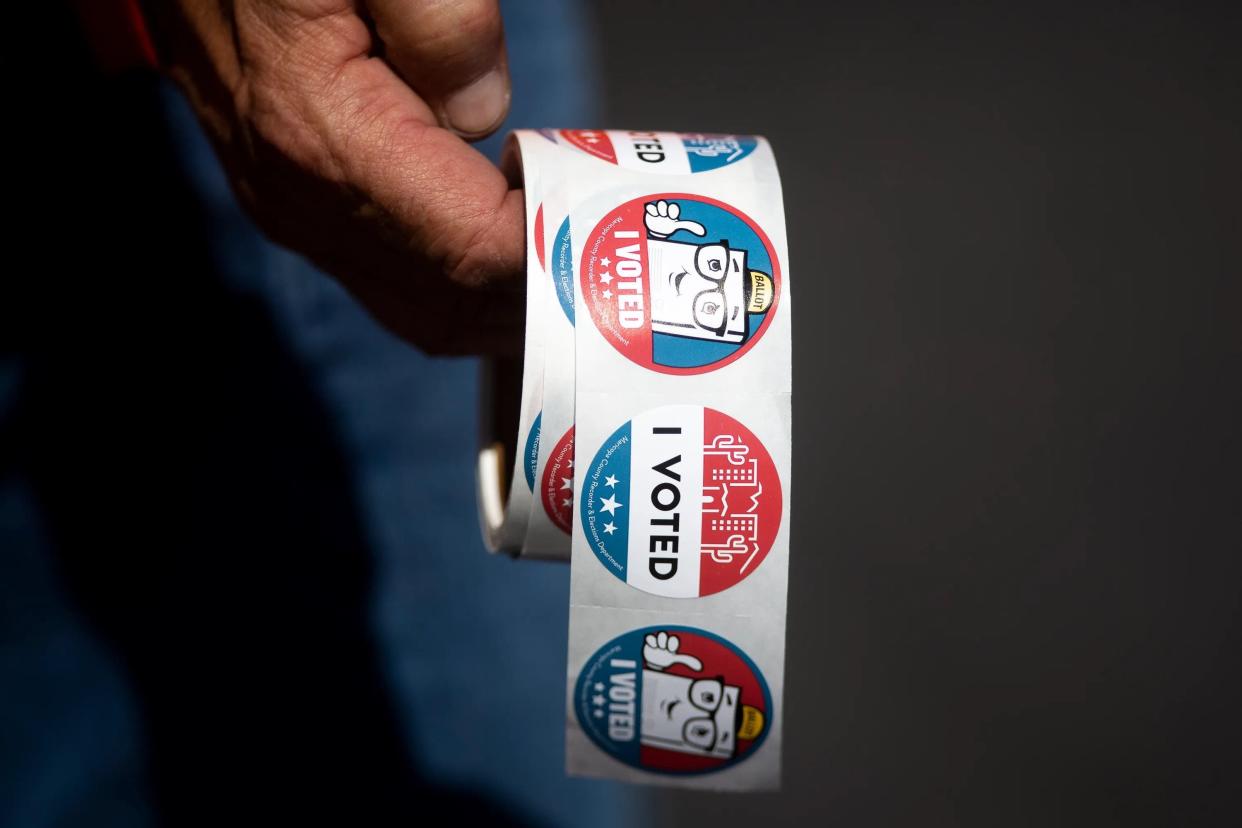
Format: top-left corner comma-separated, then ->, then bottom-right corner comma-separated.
574,626 -> 771,774
580,405 -> 781,597
539,427 -> 575,534
558,130 -> 759,174
533,203 -> 546,272
523,412 -> 541,491
581,194 -> 779,373
552,216 -> 575,324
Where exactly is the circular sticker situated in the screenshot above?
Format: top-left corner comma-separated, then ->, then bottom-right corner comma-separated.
580,194 -> 779,373
522,412 -> 541,491
539,426 -> 575,534
579,405 -> 781,597
552,216 -> 575,324
534,204 -> 548,276
574,626 -> 771,775
558,130 -> 759,174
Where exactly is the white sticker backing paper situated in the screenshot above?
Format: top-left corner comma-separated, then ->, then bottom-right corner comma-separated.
481,129 -> 791,791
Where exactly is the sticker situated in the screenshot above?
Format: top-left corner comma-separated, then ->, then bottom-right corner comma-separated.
579,405 -> 781,597
574,626 -> 771,775
534,203 -> 546,272
487,130 -> 791,789
523,412 -> 541,491
539,426 -> 575,534
580,194 -> 779,373
558,130 -> 759,174
552,216 -> 575,324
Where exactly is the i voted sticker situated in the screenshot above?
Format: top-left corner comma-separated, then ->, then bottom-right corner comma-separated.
523,412 -> 542,491
534,203 -> 546,272
540,427 -> 575,534
580,194 -> 779,373
552,216 -> 575,324
558,130 -> 759,174
491,130 -> 791,789
579,405 -> 781,597
574,626 -> 771,775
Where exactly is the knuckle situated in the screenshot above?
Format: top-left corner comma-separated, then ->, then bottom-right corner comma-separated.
444,239 -> 497,290
404,1 -> 503,80
423,1 -> 502,49
241,69 -> 347,185
229,3 -> 370,180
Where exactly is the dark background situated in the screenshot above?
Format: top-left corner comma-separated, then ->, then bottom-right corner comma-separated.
4,2 -> 1239,826
590,1 -> 1241,825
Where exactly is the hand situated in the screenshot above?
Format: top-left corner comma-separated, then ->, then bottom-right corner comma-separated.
643,631 -> 703,672
644,200 -> 706,239
147,0 -> 523,355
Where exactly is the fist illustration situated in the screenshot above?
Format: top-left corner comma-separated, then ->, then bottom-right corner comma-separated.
644,200 -> 706,239
643,631 -> 704,672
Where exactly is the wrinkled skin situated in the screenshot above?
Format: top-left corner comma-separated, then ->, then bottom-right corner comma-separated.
146,0 -> 525,355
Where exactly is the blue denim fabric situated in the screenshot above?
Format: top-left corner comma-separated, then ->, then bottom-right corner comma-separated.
2,2 -> 646,825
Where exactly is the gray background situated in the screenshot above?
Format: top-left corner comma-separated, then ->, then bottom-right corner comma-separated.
592,2 -> 1241,825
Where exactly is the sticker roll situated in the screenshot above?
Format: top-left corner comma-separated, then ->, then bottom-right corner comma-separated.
479,130 -> 791,790
476,131 -> 551,555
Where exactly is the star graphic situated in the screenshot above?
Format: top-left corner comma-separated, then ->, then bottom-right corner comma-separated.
601,257 -> 611,267
599,271 -> 613,285
593,694 -> 606,706
567,459 -> 574,468
594,682 -> 605,691
602,289 -> 612,300
594,709 -> 604,718
600,494 -> 622,515
604,474 -> 619,488
562,497 -> 573,508
603,522 -> 617,535
560,476 -> 573,491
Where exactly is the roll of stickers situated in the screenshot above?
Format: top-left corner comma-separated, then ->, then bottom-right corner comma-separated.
478,130 -> 791,790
